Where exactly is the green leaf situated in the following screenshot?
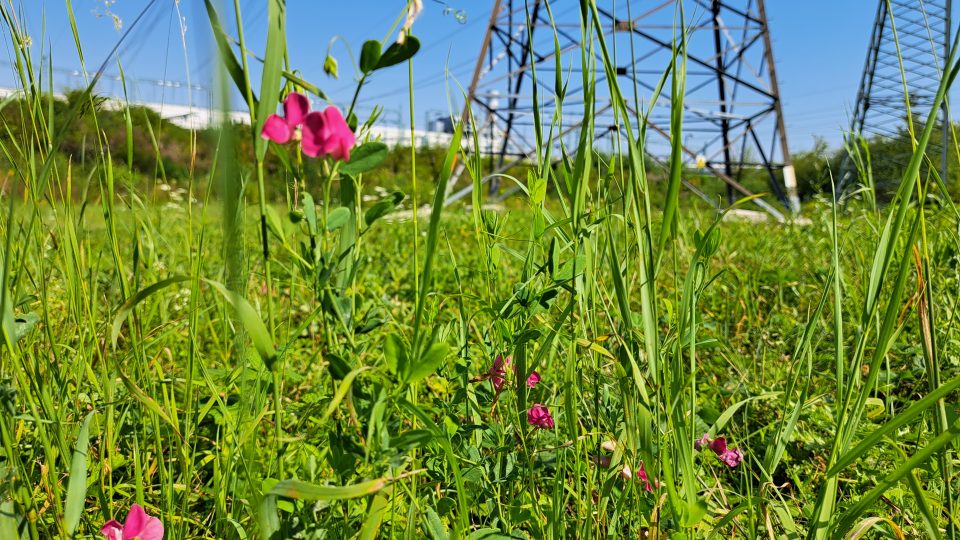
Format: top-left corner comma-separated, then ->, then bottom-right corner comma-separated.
866,396 -> 885,420
406,341 -> 449,384
384,333 -> 408,377
467,529 -> 512,540
364,191 -> 405,227
391,429 -> 434,452
326,207 -> 352,231
258,494 -> 279,539
0,500 -> 20,540
267,477 -> 388,500
319,367 -> 370,424
707,393 -> 779,436
303,192 -> 319,235
264,205 -> 286,242
281,70 -> 328,101
423,506 -> 449,540
707,501 -> 751,539
359,40 -> 382,74
529,171 -> 547,206
1,287 -> 15,351
657,18 -> 687,256
358,493 -> 390,540
64,413 -> 94,535
261,479 -> 295,512
204,279 -> 277,369
12,312 -> 39,344
680,496 -> 708,527
118,370 -> 181,438
398,399 -> 470,531
255,0 -> 287,161
553,255 -> 586,282
376,36 -> 420,69
341,142 -> 389,176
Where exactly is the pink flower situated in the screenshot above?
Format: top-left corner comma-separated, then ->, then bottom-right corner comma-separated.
702,435 -> 744,468
302,106 -> 356,161
488,354 -> 511,393
636,460 -> 654,492
261,92 -> 310,144
526,371 -> 541,388
695,433 -> 711,449
101,504 -> 164,540
527,403 -> 554,429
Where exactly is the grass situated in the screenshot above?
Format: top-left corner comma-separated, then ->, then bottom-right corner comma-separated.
1,0 -> 960,538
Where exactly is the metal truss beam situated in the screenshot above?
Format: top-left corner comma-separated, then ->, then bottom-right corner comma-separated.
449,0 -> 799,218
840,0 -> 952,193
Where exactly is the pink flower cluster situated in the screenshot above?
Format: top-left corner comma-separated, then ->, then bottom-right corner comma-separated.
101,504 -> 163,540
261,92 -> 356,161
487,355 -> 541,394
696,433 -> 743,468
483,354 -> 552,429
592,443 -> 655,492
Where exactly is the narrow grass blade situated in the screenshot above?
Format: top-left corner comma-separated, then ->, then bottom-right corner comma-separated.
267,477 -> 391,500
117,370 -> 181,439
63,412 -> 94,535
836,416 -> 960,534
827,371 -> 960,475
412,122 -> 463,351
111,276 -> 191,349
358,493 -> 390,540
255,0 -> 286,161
319,367 -> 371,424
205,279 -> 278,369
845,516 -> 905,540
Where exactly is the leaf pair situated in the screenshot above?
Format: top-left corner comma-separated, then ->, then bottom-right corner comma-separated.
384,333 -> 449,385
359,37 -> 421,75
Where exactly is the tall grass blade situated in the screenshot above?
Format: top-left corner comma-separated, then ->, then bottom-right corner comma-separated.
63,412 -> 94,535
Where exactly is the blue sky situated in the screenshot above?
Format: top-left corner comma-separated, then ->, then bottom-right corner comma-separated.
0,1 -> 902,151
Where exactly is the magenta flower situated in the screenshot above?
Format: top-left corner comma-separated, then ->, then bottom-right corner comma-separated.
636,460 -> 654,492
302,106 -> 356,161
488,354 -> 511,393
527,403 -> 554,429
261,92 -> 310,144
526,371 -> 541,388
697,435 -> 744,468
101,503 -> 164,540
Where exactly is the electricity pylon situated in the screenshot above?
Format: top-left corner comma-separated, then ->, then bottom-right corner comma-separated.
447,0 -> 799,219
840,0 -> 952,194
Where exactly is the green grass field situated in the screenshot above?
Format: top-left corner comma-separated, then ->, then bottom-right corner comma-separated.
2,1 -> 960,539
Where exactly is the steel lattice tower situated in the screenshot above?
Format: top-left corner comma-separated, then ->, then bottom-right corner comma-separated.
447,0 -> 799,219
841,0 -> 952,193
